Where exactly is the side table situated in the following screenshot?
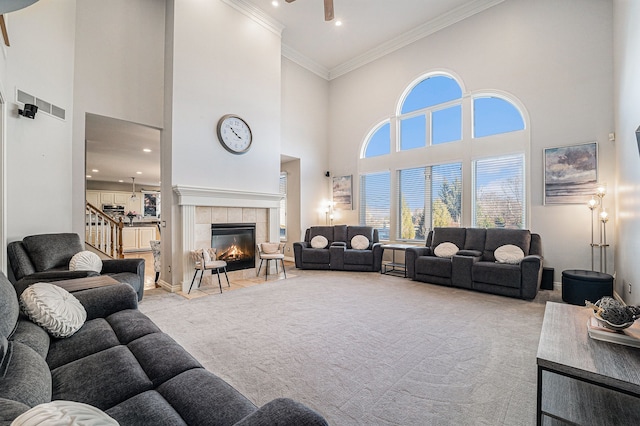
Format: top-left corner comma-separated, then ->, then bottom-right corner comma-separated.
380,244 -> 414,277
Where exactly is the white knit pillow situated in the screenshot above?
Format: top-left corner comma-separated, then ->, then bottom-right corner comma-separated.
20,283 -> 86,338
11,401 -> 118,426
310,235 -> 328,249
495,244 -> 525,264
434,242 -> 459,258
351,235 -> 370,250
69,250 -> 102,273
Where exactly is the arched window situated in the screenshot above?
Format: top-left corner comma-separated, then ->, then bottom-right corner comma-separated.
473,96 -> 525,138
362,121 -> 390,158
358,71 -> 530,240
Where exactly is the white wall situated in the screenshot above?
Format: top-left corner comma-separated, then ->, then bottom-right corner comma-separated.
328,0 -> 615,284
2,1 -> 76,243
72,0 -> 165,237
613,0 -> 640,304
281,57 -> 330,236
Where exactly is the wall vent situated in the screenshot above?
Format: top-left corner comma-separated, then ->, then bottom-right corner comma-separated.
16,89 -> 66,121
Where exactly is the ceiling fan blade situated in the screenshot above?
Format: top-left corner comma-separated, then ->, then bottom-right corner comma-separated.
285,0 -> 296,3
324,0 -> 334,21
0,15 -> 9,47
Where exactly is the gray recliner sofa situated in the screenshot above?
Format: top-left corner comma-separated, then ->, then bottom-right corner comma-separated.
293,225 -> 383,272
0,271 -> 328,425
8,233 -> 145,301
405,227 -> 543,300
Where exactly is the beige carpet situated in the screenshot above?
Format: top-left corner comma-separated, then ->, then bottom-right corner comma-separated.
139,270 -> 562,425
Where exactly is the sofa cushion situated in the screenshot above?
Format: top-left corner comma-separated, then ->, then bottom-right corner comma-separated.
0,341 -> 52,408
69,251 -> 103,273
308,226 -> 335,244
11,400 -> 118,426
20,283 -> 86,339
105,391 -> 187,425
430,228 -> 466,250
464,228 -> 486,251
347,226 -> 374,245
22,234 -> 83,273
106,309 -> 162,345
310,235 -> 328,249
51,345 -> 153,410
495,245 -> 525,264
434,242 -> 459,258
351,235 -> 370,250
473,262 -> 521,288
302,248 -> 331,264
483,229 -> 531,262
416,256 -> 453,278
344,250 -> 373,265
10,317 -> 50,359
0,272 -> 20,339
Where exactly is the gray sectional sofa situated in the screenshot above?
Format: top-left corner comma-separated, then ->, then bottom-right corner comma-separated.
8,233 -> 145,301
293,225 -> 383,272
405,227 -> 543,300
0,271 -> 327,425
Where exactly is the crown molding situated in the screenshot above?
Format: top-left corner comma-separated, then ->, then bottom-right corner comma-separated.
329,0 -> 505,79
221,0 -> 284,36
281,44 -> 330,80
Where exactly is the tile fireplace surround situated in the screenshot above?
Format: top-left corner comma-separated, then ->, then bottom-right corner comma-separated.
173,186 -> 282,293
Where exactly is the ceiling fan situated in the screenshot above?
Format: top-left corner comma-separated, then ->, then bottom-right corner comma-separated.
0,1 -> 41,47
285,0 -> 335,22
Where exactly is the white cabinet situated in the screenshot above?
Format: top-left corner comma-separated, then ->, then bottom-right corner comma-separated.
122,226 -> 158,252
100,192 -> 115,205
86,191 -> 100,207
114,192 -> 130,205
125,193 -> 143,215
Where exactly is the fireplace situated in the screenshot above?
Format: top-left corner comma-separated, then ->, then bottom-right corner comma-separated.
211,223 -> 256,271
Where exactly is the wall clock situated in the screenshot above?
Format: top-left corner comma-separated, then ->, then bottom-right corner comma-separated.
216,114 -> 252,155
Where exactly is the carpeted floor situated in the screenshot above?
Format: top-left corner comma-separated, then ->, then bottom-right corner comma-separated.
139,270 -> 563,425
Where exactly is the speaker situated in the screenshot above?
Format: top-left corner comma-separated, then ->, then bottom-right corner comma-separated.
541,267 -> 554,290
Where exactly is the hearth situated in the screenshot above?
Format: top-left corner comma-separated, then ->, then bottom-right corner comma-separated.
211,223 -> 256,271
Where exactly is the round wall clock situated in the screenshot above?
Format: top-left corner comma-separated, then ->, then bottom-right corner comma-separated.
216,114 -> 252,155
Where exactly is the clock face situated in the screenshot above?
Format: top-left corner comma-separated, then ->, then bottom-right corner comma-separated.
216,115 -> 252,154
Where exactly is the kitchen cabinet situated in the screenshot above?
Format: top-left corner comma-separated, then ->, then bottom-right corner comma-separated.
100,192 -> 115,205
85,190 -> 145,214
86,191 -> 100,207
122,226 -> 158,252
114,192 -> 130,205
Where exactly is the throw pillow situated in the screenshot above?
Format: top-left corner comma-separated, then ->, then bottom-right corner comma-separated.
261,243 -> 280,254
310,235 -> 328,249
11,400 -> 118,426
69,251 -> 102,273
434,242 -> 459,258
494,244 -> 525,264
351,235 -> 370,250
20,283 -> 87,338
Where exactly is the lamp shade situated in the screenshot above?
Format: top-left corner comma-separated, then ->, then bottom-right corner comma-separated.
0,0 -> 39,14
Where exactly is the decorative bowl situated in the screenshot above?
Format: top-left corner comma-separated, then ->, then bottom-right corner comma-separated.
592,311 -> 635,331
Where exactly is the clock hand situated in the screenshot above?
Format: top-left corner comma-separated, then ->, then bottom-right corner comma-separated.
230,127 -> 242,139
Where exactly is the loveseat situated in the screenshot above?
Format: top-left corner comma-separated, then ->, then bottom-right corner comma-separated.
293,225 -> 383,272
8,233 -> 145,301
0,271 -> 327,425
405,227 -> 543,300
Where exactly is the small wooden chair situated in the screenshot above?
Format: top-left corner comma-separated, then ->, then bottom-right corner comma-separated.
256,242 -> 286,281
188,248 -> 229,294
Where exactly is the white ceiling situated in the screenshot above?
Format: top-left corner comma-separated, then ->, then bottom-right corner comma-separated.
86,0 -> 502,186
241,0 -> 503,76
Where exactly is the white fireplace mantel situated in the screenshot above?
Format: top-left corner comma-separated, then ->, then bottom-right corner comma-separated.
173,185 -> 282,208
172,185 -> 282,293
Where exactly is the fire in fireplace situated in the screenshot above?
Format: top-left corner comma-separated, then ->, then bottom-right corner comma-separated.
211,223 -> 256,271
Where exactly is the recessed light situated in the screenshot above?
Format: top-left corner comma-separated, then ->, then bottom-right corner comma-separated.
136,171 -> 142,174
86,175 -> 92,178
335,20 -> 342,27
143,148 -> 151,153
92,169 -> 99,173
118,180 -> 124,183
271,1 -> 279,7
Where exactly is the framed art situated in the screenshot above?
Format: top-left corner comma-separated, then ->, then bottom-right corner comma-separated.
332,175 -> 353,210
544,142 -> 598,204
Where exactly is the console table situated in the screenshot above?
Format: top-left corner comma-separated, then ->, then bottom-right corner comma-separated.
536,302 -> 640,425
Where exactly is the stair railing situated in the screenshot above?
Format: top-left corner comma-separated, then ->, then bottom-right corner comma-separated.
85,202 -> 124,258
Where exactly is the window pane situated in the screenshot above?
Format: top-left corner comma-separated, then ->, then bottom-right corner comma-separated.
398,168 -> 426,240
401,75 -> 462,114
431,163 -> 462,227
400,115 -> 426,151
364,122 -> 391,158
474,155 -> 524,229
279,173 -> 287,240
360,172 -> 391,240
432,105 -> 462,145
474,97 -> 525,138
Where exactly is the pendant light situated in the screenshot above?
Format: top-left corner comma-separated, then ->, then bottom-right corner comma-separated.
130,177 -> 138,201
